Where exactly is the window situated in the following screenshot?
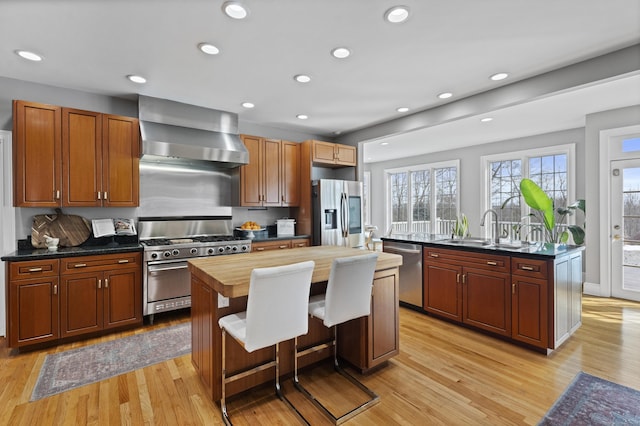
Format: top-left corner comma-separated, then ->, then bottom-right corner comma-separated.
482,144 -> 575,241
386,160 -> 459,235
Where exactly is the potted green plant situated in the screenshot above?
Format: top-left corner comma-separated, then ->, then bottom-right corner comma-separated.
452,213 -> 470,238
519,178 -> 585,245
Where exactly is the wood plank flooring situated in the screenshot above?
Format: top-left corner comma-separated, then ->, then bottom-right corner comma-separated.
1,295 -> 639,425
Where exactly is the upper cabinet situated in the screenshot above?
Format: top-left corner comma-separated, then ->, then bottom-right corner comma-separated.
310,140 -> 356,167
13,100 -> 140,208
239,135 -> 300,207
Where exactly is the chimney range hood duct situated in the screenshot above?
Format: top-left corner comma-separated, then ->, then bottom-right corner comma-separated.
138,95 -> 249,168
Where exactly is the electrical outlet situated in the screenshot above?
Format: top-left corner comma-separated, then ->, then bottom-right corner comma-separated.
218,293 -> 229,308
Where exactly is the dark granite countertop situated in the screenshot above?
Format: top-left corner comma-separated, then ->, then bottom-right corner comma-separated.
2,236 -> 142,262
381,233 -> 585,258
252,234 -> 311,242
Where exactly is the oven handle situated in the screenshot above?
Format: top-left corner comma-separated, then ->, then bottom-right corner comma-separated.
148,264 -> 189,273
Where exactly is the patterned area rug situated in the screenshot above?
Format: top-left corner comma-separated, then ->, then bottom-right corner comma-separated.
31,323 -> 191,401
538,372 -> 640,425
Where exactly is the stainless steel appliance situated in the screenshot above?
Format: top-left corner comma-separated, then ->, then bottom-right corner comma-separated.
139,216 -> 251,323
312,179 -> 365,248
383,241 -> 423,308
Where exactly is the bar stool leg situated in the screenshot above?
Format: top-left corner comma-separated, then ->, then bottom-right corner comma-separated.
221,328 -> 231,426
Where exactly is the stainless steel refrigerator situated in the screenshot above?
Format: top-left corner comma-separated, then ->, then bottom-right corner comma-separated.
312,179 -> 365,248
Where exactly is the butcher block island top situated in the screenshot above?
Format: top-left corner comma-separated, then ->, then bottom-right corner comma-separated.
188,245 -> 403,402
187,245 -> 403,298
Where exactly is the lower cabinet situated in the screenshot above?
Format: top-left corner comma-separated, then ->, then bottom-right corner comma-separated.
423,246 -> 583,351
338,267 -> 400,372
6,252 -> 142,348
251,238 -> 310,252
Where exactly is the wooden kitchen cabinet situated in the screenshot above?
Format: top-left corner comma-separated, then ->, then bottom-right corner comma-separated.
339,267 -> 400,372
424,247 -> 512,336
7,259 -> 60,347
310,140 -> 356,167
239,135 -> 300,207
13,100 -> 139,208
60,253 -> 142,337
251,238 -> 310,252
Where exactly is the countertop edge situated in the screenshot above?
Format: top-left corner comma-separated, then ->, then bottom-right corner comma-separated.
1,244 -> 143,261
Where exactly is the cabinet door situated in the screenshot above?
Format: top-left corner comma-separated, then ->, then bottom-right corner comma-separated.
370,272 -> 399,364
62,108 -> 102,206
103,267 -> 142,329
102,114 -> 139,207
512,275 -> 548,348
262,138 -> 282,206
462,268 -> 511,336
9,276 -> 60,347
423,262 -> 462,321
312,140 -> 337,164
12,100 -> 62,207
281,141 -> 300,206
60,272 -> 103,337
334,143 -> 356,166
240,135 -> 263,206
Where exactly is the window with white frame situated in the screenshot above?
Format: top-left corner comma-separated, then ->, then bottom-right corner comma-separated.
482,144 -> 575,241
386,160 -> 459,235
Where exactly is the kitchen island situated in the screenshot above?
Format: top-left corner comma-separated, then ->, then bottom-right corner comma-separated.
383,234 -> 584,353
187,246 -> 402,401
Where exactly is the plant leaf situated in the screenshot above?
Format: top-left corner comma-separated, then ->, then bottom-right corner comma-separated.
568,225 -> 585,245
520,178 -> 555,230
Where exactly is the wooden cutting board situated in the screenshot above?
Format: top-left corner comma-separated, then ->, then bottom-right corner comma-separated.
31,209 -> 92,248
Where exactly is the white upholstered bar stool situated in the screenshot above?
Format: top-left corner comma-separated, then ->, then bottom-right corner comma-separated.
218,260 -> 315,426
294,253 -> 380,425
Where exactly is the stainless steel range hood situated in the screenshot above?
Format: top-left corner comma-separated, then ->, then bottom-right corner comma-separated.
139,95 -> 248,168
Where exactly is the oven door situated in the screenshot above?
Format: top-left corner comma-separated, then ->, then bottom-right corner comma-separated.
146,259 -> 191,303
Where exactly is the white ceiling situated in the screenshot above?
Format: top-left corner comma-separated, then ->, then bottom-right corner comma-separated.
1,0 -> 639,161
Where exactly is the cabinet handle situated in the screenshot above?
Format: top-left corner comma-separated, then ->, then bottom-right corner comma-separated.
279,245 -> 288,249
520,265 -> 534,271
98,279 -> 102,289
103,191 -> 107,200
256,247 -> 265,251
28,267 -> 43,272
55,190 -> 60,200
456,273 -> 460,283
281,195 -> 285,202
118,259 -> 129,264
74,263 -> 87,268
512,283 -> 516,294
105,279 -> 109,288
53,284 -> 57,295
430,253 -> 439,258
487,261 -> 497,266
462,274 -> 466,284
97,191 -> 102,200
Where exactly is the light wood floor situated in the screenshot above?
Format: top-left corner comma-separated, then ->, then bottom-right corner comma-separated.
1,295 -> 639,425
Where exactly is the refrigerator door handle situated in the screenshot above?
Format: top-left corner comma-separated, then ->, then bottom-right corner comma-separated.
340,192 -> 348,238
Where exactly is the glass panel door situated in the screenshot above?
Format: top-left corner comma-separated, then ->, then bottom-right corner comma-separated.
611,159 -> 640,301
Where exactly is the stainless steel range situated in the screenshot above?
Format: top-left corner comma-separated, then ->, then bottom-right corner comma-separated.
138,216 -> 251,323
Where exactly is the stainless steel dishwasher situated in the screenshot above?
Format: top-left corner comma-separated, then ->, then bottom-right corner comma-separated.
383,240 -> 423,308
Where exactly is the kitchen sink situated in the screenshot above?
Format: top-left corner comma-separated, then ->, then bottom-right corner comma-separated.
437,237 -> 492,246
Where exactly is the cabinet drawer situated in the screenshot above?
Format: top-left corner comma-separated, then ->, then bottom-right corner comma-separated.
290,239 -> 310,248
251,241 -> 291,252
61,252 -> 141,274
424,247 -> 510,273
10,259 -> 59,280
511,257 -> 548,280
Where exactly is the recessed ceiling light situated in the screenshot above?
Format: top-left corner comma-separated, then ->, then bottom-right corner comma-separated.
241,102 -> 255,108
396,107 -> 409,113
222,1 -> 248,19
331,47 -> 351,59
438,92 -> 453,99
384,6 -> 410,23
15,50 -> 43,61
490,72 -> 509,81
296,114 -> 309,120
380,142 -> 389,146
198,43 -> 220,55
127,75 -> 147,84
334,131 -> 342,135
481,117 -> 493,122
294,74 -> 311,83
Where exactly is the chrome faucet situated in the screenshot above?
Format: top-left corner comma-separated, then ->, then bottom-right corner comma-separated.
480,209 -> 500,244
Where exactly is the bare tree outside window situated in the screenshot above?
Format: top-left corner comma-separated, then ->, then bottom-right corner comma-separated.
390,172 -> 408,232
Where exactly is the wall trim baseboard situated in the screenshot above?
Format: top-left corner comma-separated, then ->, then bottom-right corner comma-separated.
583,281 -> 604,297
